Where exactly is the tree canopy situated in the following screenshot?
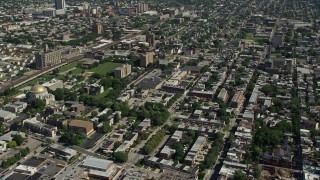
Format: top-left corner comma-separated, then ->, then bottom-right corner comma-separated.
59,131 -> 85,146
112,151 -> 128,163
233,170 -> 248,180
261,84 -> 277,97
253,121 -> 292,150
7,141 -> 17,148
143,129 -> 166,154
138,102 -> 170,126
12,135 -> 25,146
1,147 -> 30,168
51,88 -> 77,101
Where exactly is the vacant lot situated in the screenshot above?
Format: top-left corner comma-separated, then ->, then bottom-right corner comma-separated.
89,62 -> 121,75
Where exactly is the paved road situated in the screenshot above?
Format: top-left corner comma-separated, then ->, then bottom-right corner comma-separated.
127,85 -> 190,164
0,145 -> 46,177
71,145 -> 109,160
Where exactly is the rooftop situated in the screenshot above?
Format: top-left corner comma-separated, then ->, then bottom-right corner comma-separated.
0,109 -> 16,117
81,157 -> 113,171
4,173 -> 29,180
22,156 -> 47,168
69,120 -> 93,128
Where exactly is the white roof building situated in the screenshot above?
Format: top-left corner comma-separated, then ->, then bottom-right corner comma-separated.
0,109 -> 16,122
80,157 -> 113,171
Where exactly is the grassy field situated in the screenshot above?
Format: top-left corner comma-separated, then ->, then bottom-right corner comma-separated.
96,89 -> 109,98
89,62 -> 121,75
19,73 -> 56,90
270,53 -> 283,58
18,62 -> 121,91
68,68 -> 83,75
243,33 -> 268,42
59,61 -> 79,72
60,61 -> 121,75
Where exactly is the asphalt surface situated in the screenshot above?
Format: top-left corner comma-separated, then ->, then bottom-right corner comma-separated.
81,132 -> 104,149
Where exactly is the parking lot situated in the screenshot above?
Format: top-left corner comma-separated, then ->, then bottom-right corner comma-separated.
81,133 -> 104,149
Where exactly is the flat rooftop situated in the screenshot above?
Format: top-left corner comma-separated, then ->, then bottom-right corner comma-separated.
81,157 -> 113,171
22,156 -> 47,167
5,173 -> 29,180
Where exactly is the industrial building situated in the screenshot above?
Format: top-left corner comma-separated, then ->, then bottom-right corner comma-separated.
35,48 -> 62,69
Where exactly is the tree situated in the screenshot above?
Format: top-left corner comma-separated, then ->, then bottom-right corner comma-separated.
254,125 -> 285,148
251,146 -> 263,161
1,147 -> 29,168
30,98 -> 46,112
112,29 -> 124,40
0,122 -> 6,134
113,141 -> 122,150
261,85 -> 277,96
139,102 -> 170,126
200,65 -> 209,73
52,68 -> 59,75
7,141 -> 17,148
100,77 -> 113,88
102,122 -> 112,133
173,142 -> 184,162
17,70 -> 25,77
274,121 -> 292,132
91,73 -> 102,79
113,151 -> 128,163
59,132 -> 85,146
187,130 -> 196,139
201,134 -> 224,169
91,111 -> 98,117
143,129 -> 166,154
253,164 -> 262,179
52,88 -> 65,101
12,135 -> 25,146
99,114 -> 109,122
233,170 -> 248,180
102,30 -> 111,38
139,131 -> 150,140
10,121 -> 24,132
114,113 -> 120,123
271,97 -> 284,112
168,124 -> 178,134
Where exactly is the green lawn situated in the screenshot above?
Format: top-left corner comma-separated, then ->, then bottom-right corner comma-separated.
96,89 -> 109,98
20,74 -> 56,90
69,68 -> 83,75
59,61 -> 79,72
89,62 -> 122,75
270,53 -> 283,58
140,24 -> 149,30
243,33 -> 268,42
18,62 -> 121,91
